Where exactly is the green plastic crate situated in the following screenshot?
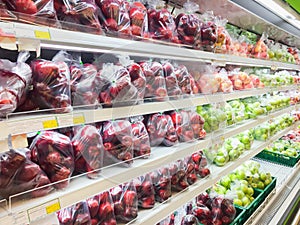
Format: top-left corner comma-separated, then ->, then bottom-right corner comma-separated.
230,207 -> 245,225
256,150 -> 300,167
254,177 -> 277,202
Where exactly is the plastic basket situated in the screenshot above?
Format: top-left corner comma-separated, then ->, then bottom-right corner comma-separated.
255,150 -> 300,167
254,176 -> 277,202
230,206 -> 246,225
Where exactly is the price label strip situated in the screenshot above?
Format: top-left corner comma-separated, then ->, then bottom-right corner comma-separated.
27,199 -> 61,222
42,117 -> 59,129
34,30 -> 51,40
73,113 -> 86,125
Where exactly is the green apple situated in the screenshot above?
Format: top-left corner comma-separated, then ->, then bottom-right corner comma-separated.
236,170 -> 246,180
257,181 -> 265,189
234,198 -> 243,207
220,176 -> 232,189
236,190 -> 245,199
242,196 -> 251,207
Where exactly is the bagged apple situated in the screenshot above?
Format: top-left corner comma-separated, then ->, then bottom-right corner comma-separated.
210,194 -> 236,225
30,51 -> 72,113
129,116 -> 151,158
72,125 -> 104,179
193,66 -> 219,94
174,1 -> 202,48
54,0 -> 103,33
157,214 -> 176,225
187,110 -> 206,139
101,120 -> 133,166
129,0 -> 148,37
30,131 -> 74,189
110,181 -> 138,222
169,159 -> 189,191
189,74 -> 199,95
162,61 -> 183,100
174,65 -> 193,96
0,148 -> 52,199
87,191 -> 117,225
214,16 -> 232,54
215,68 -> 233,93
139,60 -> 168,102
191,151 -> 210,178
200,11 -> 217,52
0,51 -> 32,117
147,0 -> 177,42
251,33 -> 269,59
150,166 -> 171,203
184,156 -> 197,185
96,0 -> 131,36
169,110 -> 195,142
133,173 -> 155,209
99,63 -> 139,107
228,69 -> 254,90
57,201 -> 91,225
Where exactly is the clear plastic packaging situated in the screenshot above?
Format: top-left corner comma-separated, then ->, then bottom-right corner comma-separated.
162,61 -> 183,100
200,11 -> 217,52
251,33 -> 269,59
133,173 -> 155,209
187,109 -> 206,139
129,1 -> 148,37
169,159 -> 189,191
150,166 -> 172,203
57,201 -> 91,225
174,65 -> 193,96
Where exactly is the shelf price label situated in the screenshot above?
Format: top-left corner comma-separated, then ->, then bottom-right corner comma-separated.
27,199 -> 61,222
34,30 -> 51,40
42,117 -> 59,129
46,201 -> 61,214
73,113 -> 85,125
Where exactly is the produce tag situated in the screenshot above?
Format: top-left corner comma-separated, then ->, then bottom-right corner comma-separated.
13,211 -> 29,225
73,113 -> 85,125
27,199 -> 61,222
42,118 -> 58,129
34,30 -> 51,40
11,134 -> 28,149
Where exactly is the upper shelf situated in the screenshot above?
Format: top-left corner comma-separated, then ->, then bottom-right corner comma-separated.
0,22 -> 299,70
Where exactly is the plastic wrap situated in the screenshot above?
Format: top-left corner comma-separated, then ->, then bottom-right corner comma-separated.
184,156 -> 197,185
187,110 -> 206,139
215,68 -> 233,93
57,201 -> 91,225
169,159 -> 189,191
162,61 -> 183,100
30,51 -> 72,113
54,0 -> 103,33
72,125 -> 104,179
0,148 -> 52,199
110,181 -> 138,222
129,1 -> 148,37
101,120 -> 133,166
253,123 -> 270,141
228,69 -> 254,90
150,166 -> 171,203
139,60 -> 168,102
174,65 -> 193,96
0,51 -> 32,117
130,116 -> 151,158
133,173 -> 155,209
214,16 -> 232,54
191,151 -> 210,178
251,33 -> 269,59
30,131 -> 74,189
87,191 -> 117,225
200,11 -> 217,52
169,110 -> 194,142
194,66 -> 219,94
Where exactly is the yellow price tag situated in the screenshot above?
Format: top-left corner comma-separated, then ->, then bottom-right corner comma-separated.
34,30 -> 51,40
46,202 -> 61,214
43,119 -> 58,129
73,115 -> 85,125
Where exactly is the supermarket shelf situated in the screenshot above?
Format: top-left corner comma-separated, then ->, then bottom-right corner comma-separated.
0,22 -> 300,70
0,85 -> 298,143
127,123 -> 300,225
4,117 -> 297,225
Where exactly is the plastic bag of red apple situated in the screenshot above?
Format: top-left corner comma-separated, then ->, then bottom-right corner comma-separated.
129,116 -> 151,158
54,0 -> 103,34
157,213 -> 176,225
150,166 -> 172,203
145,113 -> 178,147
228,69 -> 254,90
30,130 -> 74,189
87,191 -> 117,225
199,11 -> 217,52
57,201 -> 91,225
187,110 -> 206,139
169,110 -> 195,142
174,1 -> 202,48
99,63 -> 139,107
214,17 -> 233,54
184,156 -> 197,185
190,150 -> 210,178
147,0 -> 178,42
215,68 -> 233,93
133,173 -> 155,209
174,64 -> 193,97
0,148 -> 52,199
96,0 -> 131,36
101,120 -> 134,167
251,33 -> 269,59
30,51 -> 72,113
139,60 -> 169,102
72,125 -> 104,179
288,47 -> 300,64
169,159 -> 189,191
128,0 -> 148,37
191,66 -> 219,94
0,51 -> 32,117
110,181 -> 138,222
162,61 -> 183,100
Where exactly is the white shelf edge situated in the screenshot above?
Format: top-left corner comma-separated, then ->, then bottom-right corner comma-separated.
3,111 -> 298,224
0,85 -> 298,142
127,122 -> 300,225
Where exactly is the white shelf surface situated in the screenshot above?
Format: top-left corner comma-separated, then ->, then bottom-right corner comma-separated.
1,113 -> 298,225
0,21 -> 300,70
0,85 -> 298,143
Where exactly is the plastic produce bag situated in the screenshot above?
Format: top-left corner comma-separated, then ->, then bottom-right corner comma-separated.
139,60 -> 168,102
169,159 -> 189,191
214,16 -> 232,54
194,66 -> 219,94
72,125 -> 104,179
110,181 -> 138,222
54,0 -> 103,33
99,63 -> 139,107
130,116 -> 151,158
150,166 -> 171,203
101,120 -> 133,166
174,65 -> 193,96
200,11 -> 217,52
133,173 -> 155,209
187,109 -> 206,139
57,201 -> 91,225
174,1 -> 202,47
129,0 -> 148,37
191,151 -> 210,178
0,148 -> 52,199
0,51 -> 32,117
251,33 -> 269,59
215,68 -> 233,93
184,156 -> 197,185
87,191 -> 117,225
30,131 -> 74,189
30,51 -> 72,113
162,61 -> 182,100
96,0 -> 131,36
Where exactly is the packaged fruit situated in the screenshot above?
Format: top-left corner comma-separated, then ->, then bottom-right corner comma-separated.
133,173 -> 155,209
228,69 -> 254,90
215,68 -> 233,93
200,11 -> 217,52
228,100 -> 246,124
187,110 -> 206,139
57,201 -> 91,225
193,65 -> 219,94
214,16 -> 233,54
235,130 -> 254,150
162,61 -> 183,100
253,123 -> 270,141
150,166 -> 172,203
241,97 -> 266,120
169,159 -> 189,191
190,151 -> 210,178
174,64 -> 193,97
129,0 -> 148,37
251,33 -> 269,59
